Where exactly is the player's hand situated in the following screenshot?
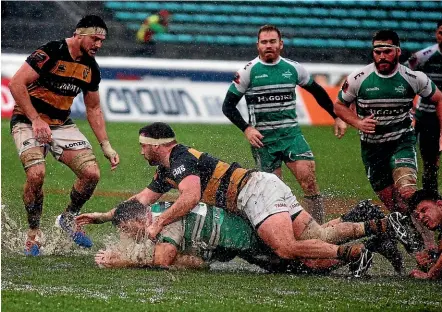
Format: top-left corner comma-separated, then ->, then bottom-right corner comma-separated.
357,114 -> 377,134
409,268 -> 430,279
75,212 -> 105,226
439,136 -> 442,152
32,116 -> 52,144
334,117 -> 347,139
244,126 -> 264,148
100,140 -> 120,170
95,249 -> 116,268
147,221 -> 163,241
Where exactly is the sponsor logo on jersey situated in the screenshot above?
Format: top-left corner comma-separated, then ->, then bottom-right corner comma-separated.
64,141 -> 86,148
173,164 -> 186,177
30,50 -> 49,69
366,87 -> 380,92
395,84 -> 406,94
23,141 -> 31,147
254,74 -> 268,79
282,70 -> 293,79
83,67 -> 90,80
57,64 -> 66,73
423,49 -> 432,56
255,93 -> 293,103
369,107 -> 408,115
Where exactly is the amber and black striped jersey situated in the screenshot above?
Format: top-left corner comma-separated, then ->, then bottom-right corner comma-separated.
148,144 -> 255,212
11,39 -> 101,127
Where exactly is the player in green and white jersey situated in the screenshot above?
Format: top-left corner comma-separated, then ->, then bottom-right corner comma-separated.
334,30 -> 442,253
77,199 -> 415,275
404,20 -> 442,193
222,25 -> 347,224
335,29 -> 442,215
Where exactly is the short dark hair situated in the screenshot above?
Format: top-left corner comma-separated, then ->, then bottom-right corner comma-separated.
76,15 -> 108,32
112,199 -> 148,227
438,20 -> 442,29
372,29 -> 400,47
408,189 -> 442,211
258,25 -> 282,41
139,122 -> 176,139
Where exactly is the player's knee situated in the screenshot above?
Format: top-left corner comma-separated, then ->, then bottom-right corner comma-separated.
393,167 -> 417,200
69,150 -> 98,178
25,166 -> 45,186
20,149 -> 45,171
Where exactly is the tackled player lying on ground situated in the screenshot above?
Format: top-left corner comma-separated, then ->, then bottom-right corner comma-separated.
76,199 -> 418,277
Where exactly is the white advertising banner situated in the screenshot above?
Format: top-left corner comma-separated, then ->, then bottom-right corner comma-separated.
98,79 -> 311,124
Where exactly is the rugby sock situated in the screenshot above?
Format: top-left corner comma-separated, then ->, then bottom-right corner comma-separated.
304,194 -> 325,224
337,244 -> 363,262
25,201 -> 43,230
363,219 -> 388,236
66,187 -> 92,215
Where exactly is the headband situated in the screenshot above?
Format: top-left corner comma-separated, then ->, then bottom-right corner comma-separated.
139,135 -> 175,145
75,27 -> 107,36
373,43 -> 399,49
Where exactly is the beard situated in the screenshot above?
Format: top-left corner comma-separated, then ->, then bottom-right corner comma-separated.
375,57 -> 399,75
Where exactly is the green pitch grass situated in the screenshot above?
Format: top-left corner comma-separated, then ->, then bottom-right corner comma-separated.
2,120 -> 441,311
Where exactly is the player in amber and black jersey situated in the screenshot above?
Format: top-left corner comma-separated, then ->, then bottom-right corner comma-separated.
9,15 -> 120,256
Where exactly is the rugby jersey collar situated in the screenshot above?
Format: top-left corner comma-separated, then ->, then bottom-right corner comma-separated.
373,62 -> 400,78
257,56 -> 282,66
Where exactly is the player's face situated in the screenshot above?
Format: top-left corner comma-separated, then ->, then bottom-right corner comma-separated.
80,34 -> 105,58
141,144 -> 160,166
257,31 -> 283,63
414,200 -> 442,230
436,26 -> 442,49
373,40 -> 401,75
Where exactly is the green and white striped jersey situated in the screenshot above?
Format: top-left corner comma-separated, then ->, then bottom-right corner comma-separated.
228,56 -> 313,143
151,202 -> 258,262
338,63 -> 436,143
405,44 -> 442,114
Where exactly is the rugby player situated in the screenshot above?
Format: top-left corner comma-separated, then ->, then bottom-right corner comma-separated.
408,190 -> 442,280
404,20 -> 442,193
8,15 -> 120,256
334,29 -> 442,251
77,200 -> 408,276
222,25 -> 347,224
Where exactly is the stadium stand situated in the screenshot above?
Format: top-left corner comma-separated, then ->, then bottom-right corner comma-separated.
2,1 -> 440,63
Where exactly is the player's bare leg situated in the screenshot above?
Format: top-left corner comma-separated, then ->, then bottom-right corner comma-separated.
286,160 -> 325,224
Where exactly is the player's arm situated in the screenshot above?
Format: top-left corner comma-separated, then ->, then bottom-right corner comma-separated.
173,254 -> 208,270
131,187 -> 164,206
303,81 -> 337,119
222,91 -> 248,132
84,90 -> 120,170
334,99 -> 377,134
148,175 -> 201,239
8,62 -> 40,121
303,81 -> 347,138
153,242 -> 178,267
427,88 -> 442,150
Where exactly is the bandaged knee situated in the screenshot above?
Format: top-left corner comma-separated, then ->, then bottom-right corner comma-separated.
393,167 -> 417,199
69,150 -> 96,176
20,149 -> 45,170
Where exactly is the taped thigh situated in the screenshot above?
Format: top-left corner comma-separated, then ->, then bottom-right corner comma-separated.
299,220 -> 341,243
20,149 -> 45,170
393,167 -> 417,197
68,150 -> 97,176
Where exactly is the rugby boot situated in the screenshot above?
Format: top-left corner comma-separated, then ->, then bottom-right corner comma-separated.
24,230 -> 42,256
349,248 -> 373,278
386,212 -> 421,253
341,199 -> 385,223
365,236 -> 404,274
56,212 -> 93,248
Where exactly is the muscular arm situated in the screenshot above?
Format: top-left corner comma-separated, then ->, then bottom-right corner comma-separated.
303,81 -> 337,119
8,62 -> 40,121
132,187 -> 164,206
222,91 -> 248,131
84,90 -> 110,143
153,242 -> 178,267
155,175 -> 201,227
429,88 -> 442,150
